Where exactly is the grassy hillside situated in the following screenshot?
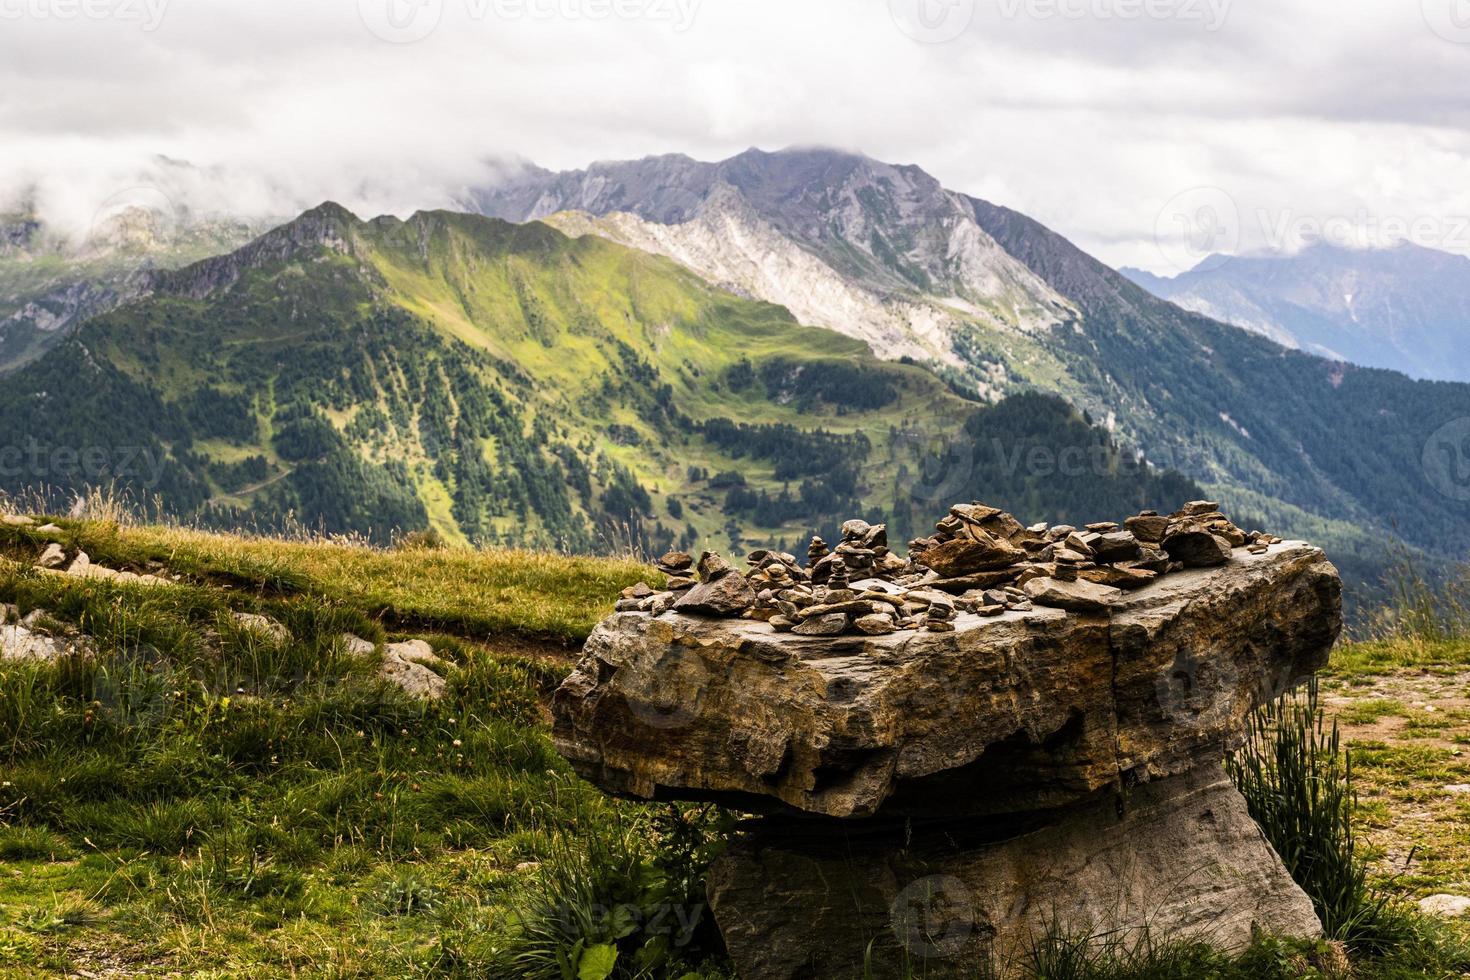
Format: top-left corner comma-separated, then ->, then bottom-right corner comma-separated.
0,514 -> 1466,978
0,205 -> 1199,558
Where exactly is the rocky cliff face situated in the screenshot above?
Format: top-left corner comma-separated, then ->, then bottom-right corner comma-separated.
470,148 -> 1075,383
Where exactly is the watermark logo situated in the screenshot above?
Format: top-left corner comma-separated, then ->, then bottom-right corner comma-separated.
890,874 -> 975,959
996,0 -> 1230,30
360,0 -> 700,42
1423,417 -> 1470,502
619,647 -> 710,731
358,0 -> 444,43
0,440 -> 168,489
1152,189 -> 1470,273
93,644 -> 179,731
84,186 -> 181,254
1155,647 -> 1305,732
0,0 -> 169,31
1154,186 -> 1240,274
1423,0 -> 1470,43
889,0 -> 976,43
894,430 -> 977,506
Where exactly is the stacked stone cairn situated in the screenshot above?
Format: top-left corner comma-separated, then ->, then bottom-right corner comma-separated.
614,500 -> 1287,634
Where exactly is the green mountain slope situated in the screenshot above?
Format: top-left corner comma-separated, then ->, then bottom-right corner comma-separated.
0,204 -> 1198,553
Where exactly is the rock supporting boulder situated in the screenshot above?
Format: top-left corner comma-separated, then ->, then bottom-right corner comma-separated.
708,769 -> 1322,979
554,501 -> 1341,977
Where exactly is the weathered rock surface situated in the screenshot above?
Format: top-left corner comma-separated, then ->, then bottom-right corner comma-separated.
0,624 -> 64,662
1419,894 -> 1470,919
708,769 -> 1322,980
380,639 -> 448,700
553,543 -> 1340,819
231,612 -> 292,644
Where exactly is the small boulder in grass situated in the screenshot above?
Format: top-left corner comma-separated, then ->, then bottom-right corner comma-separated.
1419,894 -> 1470,919
37,542 -> 67,570
381,640 -> 448,700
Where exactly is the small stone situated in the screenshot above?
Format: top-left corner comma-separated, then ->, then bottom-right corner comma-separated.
35,523 -> 61,534
1419,895 -> 1470,919
1093,531 -> 1141,563
1163,532 -> 1234,568
1442,784 -> 1470,795
697,551 -> 735,582
381,640 -> 448,700
666,576 -> 696,590
657,551 -> 694,572
919,536 -> 1022,577
341,634 -> 377,656
1,515 -> 34,527
1125,514 -> 1170,542
37,543 -> 66,570
232,612 -> 292,644
1080,565 -> 1158,590
926,619 -> 956,633
854,614 -> 897,636
1023,577 -> 1123,614
1178,500 -> 1222,517
675,574 -> 757,616
769,615 -> 796,632
794,613 -> 849,636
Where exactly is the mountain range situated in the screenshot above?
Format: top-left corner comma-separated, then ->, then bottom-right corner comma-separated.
1122,242 -> 1470,383
466,149 -> 1470,581
1,147 -> 1467,596
0,201 -> 1192,559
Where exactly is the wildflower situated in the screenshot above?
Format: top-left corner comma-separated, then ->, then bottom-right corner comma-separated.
452,739 -> 462,748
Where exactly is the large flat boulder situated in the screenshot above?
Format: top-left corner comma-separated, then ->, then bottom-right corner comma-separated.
552,543 -> 1340,819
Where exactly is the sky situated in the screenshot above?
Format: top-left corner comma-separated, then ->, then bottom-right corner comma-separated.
4,0 -> 1470,273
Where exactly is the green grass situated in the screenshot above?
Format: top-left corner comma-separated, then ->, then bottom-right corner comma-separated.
0,517 -> 652,644
0,516 -> 718,976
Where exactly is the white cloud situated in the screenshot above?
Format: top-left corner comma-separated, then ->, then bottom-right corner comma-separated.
5,0 -> 1470,271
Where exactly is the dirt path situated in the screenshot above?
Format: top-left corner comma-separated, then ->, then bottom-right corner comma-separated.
1320,669 -> 1470,899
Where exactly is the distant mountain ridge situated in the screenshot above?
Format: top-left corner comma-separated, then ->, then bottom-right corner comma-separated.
1121,242 -> 1470,383
0,200 -> 268,374
468,148 -> 1470,581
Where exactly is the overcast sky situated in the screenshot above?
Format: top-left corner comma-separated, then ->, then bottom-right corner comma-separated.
5,0 -> 1470,273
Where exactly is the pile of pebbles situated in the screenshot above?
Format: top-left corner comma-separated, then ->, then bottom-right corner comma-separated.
613,500 -> 1285,636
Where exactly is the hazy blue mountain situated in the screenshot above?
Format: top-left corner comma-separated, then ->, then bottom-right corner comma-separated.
1121,242 -> 1470,383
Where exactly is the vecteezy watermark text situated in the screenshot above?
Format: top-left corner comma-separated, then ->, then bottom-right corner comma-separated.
0,0 -> 168,31
1156,186 -> 1470,273
358,0 -> 699,44
997,0 -> 1229,30
0,440 -> 167,489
